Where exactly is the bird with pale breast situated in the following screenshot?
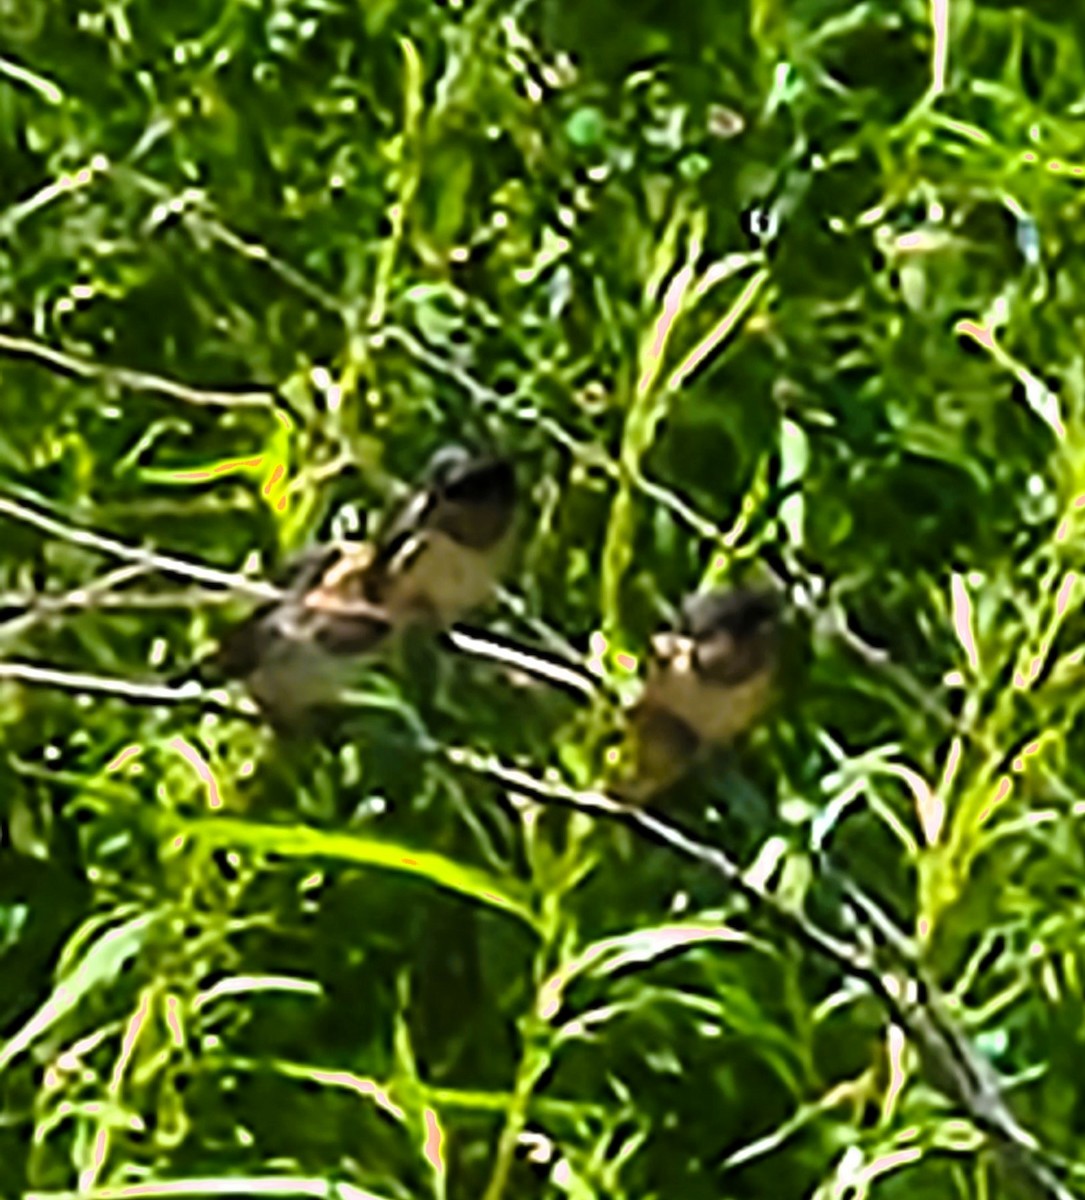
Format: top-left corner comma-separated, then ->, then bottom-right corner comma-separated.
623,585 -> 782,798
204,446 -> 518,727
210,541 -> 390,727
361,445 -> 518,628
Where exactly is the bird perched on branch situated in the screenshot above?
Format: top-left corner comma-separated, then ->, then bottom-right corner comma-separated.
621,585 -> 782,798
201,446 -> 518,726
363,445 -> 518,629
208,540 -> 390,727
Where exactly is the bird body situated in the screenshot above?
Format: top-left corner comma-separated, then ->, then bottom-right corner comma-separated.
373,527 -> 511,628
211,541 -> 390,726
205,447 -> 517,725
364,449 -> 517,627
624,586 -> 781,797
639,642 -> 776,745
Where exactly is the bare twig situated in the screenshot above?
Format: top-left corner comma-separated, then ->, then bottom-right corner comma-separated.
441,745 -> 1081,1200
444,625 -> 601,701
0,564 -> 151,642
0,332 -> 275,409
0,660 -> 259,721
493,585 -> 588,664
0,494 -> 280,600
0,587 -> 243,617
117,166 -> 343,316
0,661 -> 201,704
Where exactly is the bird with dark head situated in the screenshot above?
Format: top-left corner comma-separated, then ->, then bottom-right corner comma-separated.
363,445 -> 518,628
623,585 -> 782,798
208,541 -> 391,729
200,446 -> 517,727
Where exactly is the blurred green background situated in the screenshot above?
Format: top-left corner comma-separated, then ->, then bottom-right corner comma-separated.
3,0 -> 1085,1196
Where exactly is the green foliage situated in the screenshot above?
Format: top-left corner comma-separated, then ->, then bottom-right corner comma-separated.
2,0 -> 1085,1196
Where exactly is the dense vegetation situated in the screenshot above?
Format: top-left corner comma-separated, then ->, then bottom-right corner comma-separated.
3,1 -> 1085,1196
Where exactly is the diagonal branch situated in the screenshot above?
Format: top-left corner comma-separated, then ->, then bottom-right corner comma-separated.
0,332 -> 276,409
441,744 -> 1081,1200
0,564 -> 151,643
0,494 -> 280,601
443,625 -> 602,701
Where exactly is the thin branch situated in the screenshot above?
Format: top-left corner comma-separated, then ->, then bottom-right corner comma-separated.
0,660 -> 259,721
0,332 -> 275,409
0,153 -> 101,239
494,584 -> 588,664
441,745 -> 1081,1200
0,494 -> 280,600
443,745 -> 875,965
444,625 -> 602,701
0,564 -> 152,642
0,661 -> 201,704
178,206 -> 343,315
0,587 -> 243,616
117,166 -> 343,316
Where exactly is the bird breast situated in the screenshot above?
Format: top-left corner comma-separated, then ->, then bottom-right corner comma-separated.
381,531 -> 504,626
642,659 -> 773,744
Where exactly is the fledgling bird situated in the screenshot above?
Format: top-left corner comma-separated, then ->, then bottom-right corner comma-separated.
201,446 -> 518,727
363,445 -> 518,628
622,585 -> 782,798
209,540 -> 392,728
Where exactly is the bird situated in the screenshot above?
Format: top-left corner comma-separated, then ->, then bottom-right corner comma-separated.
361,445 -> 518,629
199,446 -> 517,726
621,585 -> 782,798
208,540 -> 392,728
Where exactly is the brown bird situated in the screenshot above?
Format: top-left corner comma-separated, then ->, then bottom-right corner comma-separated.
210,541 -> 391,727
623,586 -> 782,798
204,446 -> 518,726
363,445 -> 518,628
